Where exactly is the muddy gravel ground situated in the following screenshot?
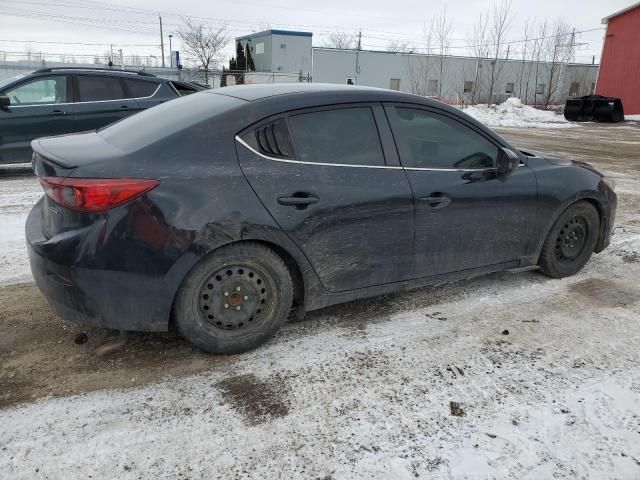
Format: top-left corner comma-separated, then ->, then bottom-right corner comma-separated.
1,122 -> 639,478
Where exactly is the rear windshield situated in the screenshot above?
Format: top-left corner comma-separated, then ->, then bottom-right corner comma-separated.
98,92 -> 245,149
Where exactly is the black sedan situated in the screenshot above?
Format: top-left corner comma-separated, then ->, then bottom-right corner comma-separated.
26,84 -> 617,353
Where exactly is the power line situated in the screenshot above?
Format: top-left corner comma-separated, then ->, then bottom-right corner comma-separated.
0,38 -> 158,47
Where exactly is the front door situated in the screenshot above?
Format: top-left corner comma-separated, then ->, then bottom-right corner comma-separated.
236,105 -> 415,292
385,105 -> 538,277
0,75 -> 74,164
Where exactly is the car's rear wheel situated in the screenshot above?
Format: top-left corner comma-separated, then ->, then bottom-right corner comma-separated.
538,201 -> 600,278
174,243 -> 293,354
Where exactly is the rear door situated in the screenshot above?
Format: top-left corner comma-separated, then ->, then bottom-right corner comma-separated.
236,104 -> 415,292
384,104 -> 538,277
72,74 -> 138,130
0,75 -> 74,164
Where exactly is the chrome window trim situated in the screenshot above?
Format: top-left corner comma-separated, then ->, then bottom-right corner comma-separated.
3,83 -> 161,108
235,135 -> 497,172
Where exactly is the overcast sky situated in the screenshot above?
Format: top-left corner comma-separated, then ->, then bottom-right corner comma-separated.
0,0 -> 634,66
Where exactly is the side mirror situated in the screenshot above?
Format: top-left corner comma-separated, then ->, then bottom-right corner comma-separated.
497,147 -> 520,176
0,96 -> 10,108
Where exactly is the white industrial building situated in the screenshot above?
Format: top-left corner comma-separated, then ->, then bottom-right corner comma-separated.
236,29 -> 598,105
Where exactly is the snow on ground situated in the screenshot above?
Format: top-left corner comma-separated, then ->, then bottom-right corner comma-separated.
1,228 -> 640,479
0,174 -> 41,285
463,98 -> 576,129
625,115 -> 640,122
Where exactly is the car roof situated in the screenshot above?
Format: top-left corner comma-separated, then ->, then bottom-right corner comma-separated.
207,83 -> 430,103
32,68 -> 159,80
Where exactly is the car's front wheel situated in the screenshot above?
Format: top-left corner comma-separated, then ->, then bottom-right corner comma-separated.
174,243 -> 293,354
538,201 -> 600,278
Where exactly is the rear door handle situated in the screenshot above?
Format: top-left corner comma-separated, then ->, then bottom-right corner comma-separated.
50,109 -> 67,116
120,105 -> 129,110
420,195 -> 451,209
277,195 -> 319,209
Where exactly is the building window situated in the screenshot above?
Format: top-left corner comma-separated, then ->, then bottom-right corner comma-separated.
463,81 -> 474,93
255,42 -> 264,55
505,82 -> 514,94
569,82 -> 581,97
427,79 -> 439,96
536,83 -> 545,95
389,78 -> 400,91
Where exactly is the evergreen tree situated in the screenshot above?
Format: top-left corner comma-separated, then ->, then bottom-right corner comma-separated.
229,57 -> 237,71
234,42 -> 246,84
220,66 -> 227,87
246,45 -> 255,71
236,42 -> 247,71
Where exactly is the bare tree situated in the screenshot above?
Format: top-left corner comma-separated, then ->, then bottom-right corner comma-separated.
321,32 -> 357,49
432,7 -> 453,99
179,19 -> 231,84
387,39 -> 413,53
406,22 -> 435,96
24,43 -> 36,61
542,20 -> 573,108
467,12 -> 491,103
518,18 -> 533,102
486,0 -> 513,104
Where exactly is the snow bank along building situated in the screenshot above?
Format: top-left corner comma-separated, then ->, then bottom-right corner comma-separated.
596,2 -> 640,115
236,29 -> 598,105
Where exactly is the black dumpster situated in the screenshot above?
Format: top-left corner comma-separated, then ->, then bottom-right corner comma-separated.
564,95 -> 625,122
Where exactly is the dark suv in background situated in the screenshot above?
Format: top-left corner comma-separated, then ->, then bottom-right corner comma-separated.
0,67 -> 206,164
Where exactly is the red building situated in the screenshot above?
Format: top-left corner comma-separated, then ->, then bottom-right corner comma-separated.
596,2 -> 640,115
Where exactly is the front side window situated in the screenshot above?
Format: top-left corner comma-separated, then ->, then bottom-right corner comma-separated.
4,76 -> 67,105
77,75 -> 126,102
389,107 -> 498,170
287,107 -> 385,166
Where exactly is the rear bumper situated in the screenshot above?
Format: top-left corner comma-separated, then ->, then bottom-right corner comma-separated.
26,201 -> 177,332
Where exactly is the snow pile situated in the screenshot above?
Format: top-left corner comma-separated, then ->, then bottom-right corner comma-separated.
463,97 -> 576,129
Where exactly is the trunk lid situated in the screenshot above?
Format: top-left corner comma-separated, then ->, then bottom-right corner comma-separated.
31,131 -> 124,169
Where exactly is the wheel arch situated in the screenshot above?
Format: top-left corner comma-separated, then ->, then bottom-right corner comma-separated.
534,194 -> 606,262
168,238 -> 307,329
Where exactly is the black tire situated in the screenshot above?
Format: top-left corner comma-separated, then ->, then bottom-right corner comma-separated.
538,201 -> 600,278
174,243 -> 293,354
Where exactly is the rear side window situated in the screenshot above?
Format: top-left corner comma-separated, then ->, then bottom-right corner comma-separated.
123,79 -> 158,98
77,75 -> 126,102
388,107 -> 498,169
287,107 -> 385,166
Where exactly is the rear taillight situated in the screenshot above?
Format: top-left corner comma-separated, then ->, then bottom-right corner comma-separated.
39,177 -> 160,213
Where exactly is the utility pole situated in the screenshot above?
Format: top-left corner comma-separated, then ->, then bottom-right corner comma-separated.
159,15 -> 165,68
168,34 -> 173,67
355,30 -> 362,77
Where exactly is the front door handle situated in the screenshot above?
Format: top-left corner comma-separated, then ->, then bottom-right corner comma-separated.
50,109 -> 67,116
120,105 -> 129,110
277,194 -> 319,209
420,195 -> 451,209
